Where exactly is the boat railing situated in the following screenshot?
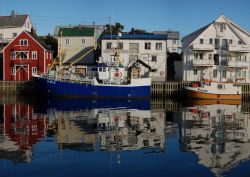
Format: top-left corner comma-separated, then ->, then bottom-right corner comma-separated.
59,77 -> 93,84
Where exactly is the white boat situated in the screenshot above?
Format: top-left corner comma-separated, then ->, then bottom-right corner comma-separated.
185,80 -> 241,100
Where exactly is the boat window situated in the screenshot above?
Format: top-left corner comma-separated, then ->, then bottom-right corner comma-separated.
99,68 -> 102,72
217,84 -> 224,89
103,68 -> 106,72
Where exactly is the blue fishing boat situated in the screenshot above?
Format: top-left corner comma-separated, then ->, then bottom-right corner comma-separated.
33,49 -> 151,98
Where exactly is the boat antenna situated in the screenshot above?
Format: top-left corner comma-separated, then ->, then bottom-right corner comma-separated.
59,29 -> 63,70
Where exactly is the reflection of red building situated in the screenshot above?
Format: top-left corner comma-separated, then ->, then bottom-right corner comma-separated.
3,103 -> 48,150
3,30 -> 53,81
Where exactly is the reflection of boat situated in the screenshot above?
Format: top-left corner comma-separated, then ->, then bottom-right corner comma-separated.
185,98 -> 241,106
33,97 -> 150,113
185,81 -> 241,100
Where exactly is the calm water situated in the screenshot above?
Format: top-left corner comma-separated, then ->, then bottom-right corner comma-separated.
0,95 -> 250,177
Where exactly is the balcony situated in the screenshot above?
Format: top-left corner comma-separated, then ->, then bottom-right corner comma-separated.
192,43 -> 214,51
14,45 -> 31,51
228,44 -> 250,52
192,59 -> 214,67
227,61 -> 248,69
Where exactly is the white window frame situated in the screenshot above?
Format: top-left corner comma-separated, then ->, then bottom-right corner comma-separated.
106,42 -> 112,49
12,33 -> 17,38
156,43 -> 162,50
32,51 -> 37,59
11,67 -> 16,75
145,42 -> 151,50
151,56 -> 157,62
81,38 -> 85,44
65,39 -> 70,45
32,67 -> 37,75
20,52 -> 28,59
10,52 -> 16,60
20,39 -> 28,46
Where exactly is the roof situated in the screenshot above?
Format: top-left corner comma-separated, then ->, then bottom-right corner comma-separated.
58,27 -> 95,37
0,14 -> 28,28
101,34 -> 168,40
63,46 -> 95,65
26,31 -> 52,51
182,23 -> 212,42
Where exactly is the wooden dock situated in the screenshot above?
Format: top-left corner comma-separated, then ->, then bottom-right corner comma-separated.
0,81 -> 250,99
0,81 -> 33,94
151,81 -> 250,99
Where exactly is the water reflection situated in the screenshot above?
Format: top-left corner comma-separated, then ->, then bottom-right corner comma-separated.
0,103 -> 48,163
179,101 -> 250,176
1,95 -> 250,177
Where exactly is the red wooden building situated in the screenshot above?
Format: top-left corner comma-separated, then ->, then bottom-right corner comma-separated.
3,30 -> 53,81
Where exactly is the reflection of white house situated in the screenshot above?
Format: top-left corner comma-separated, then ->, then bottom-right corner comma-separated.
98,109 -> 166,151
179,104 -> 250,176
0,10 -> 33,44
175,15 -> 250,83
55,108 -> 166,154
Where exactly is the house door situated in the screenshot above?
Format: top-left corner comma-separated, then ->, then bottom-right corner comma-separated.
16,66 -> 29,81
214,54 -> 219,65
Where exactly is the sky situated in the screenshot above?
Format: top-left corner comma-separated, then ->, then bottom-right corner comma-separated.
1,0 -> 250,38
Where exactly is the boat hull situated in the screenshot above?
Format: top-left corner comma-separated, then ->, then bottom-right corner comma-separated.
33,76 -> 151,98
186,89 -> 241,100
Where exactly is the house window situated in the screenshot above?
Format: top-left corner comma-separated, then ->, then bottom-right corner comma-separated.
0,34 -> 2,39
229,39 -> 233,44
237,70 -> 241,77
106,42 -> 112,49
32,51 -> 37,59
215,38 -> 220,49
11,67 -> 16,75
209,38 -> 213,44
20,52 -> 28,59
32,67 -> 37,75
208,54 -> 212,60
222,70 -> 227,78
156,43 -> 162,50
199,53 -> 203,59
220,24 -> 226,32
20,39 -> 28,46
129,55 -> 138,63
200,38 -> 204,44
12,33 -> 17,38
65,39 -> 70,45
151,56 -> 157,62
118,42 -> 123,49
243,70 -> 246,77
81,38 -> 85,44
193,68 -> 197,75
145,42 -> 151,50
213,70 -> 217,78
238,40 -> 243,44
129,43 -> 139,53
194,53 -> 198,59
10,52 -> 15,59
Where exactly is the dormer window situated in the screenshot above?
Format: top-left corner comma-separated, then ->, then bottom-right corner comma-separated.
20,39 -> 28,46
220,24 -> 226,32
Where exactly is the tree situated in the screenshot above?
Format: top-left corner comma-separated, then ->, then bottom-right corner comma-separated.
40,34 -> 58,58
102,22 -> 124,35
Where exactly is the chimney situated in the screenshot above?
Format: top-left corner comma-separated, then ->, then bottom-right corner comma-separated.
10,10 -> 16,18
31,27 -> 36,35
